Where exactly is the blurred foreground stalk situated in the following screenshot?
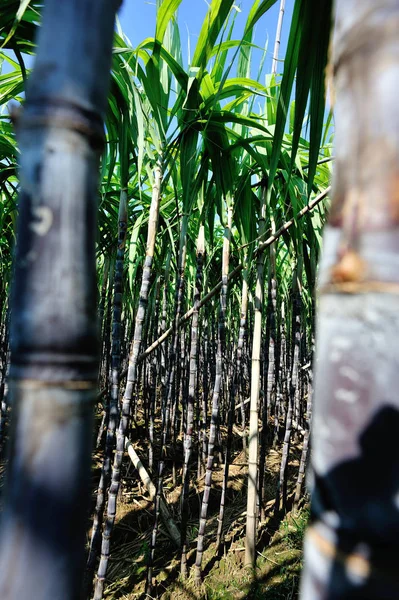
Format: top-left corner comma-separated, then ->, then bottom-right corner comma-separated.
301,1 -> 399,598
0,1 -> 120,599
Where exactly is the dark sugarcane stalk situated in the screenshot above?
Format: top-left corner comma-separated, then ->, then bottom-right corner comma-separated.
143,286 -> 160,430
160,250 -> 171,393
199,318 -> 210,476
215,352 -> 235,552
237,270 -> 249,452
87,188 -> 128,592
143,358 -> 149,430
273,299 -> 286,447
100,260 -> 114,393
167,227 -> 188,438
259,233 -> 277,518
216,265 -> 249,551
301,1 -> 399,597
146,462 -> 163,596
195,206 -> 232,585
176,324 -> 186,436
181,225 -> 205,579
296,334 -> 306,433
196,318 -> 204,479
147,179 -> 187,600
0,1 -> 119,598
0,313 -> 10,453
96,265 -> 114,451
172,324 -> 187,484
98,257 -> 110,356
93,162 -> 162,600
293,298 -> 304,442
97,257 -> 112,431
148,280 -> 161,471
293,367 -> 312,512
276,265 -> 302,516
162,213 -> 189,448
148,352 -> 156,470
245,188 -> 267,567
147,410 -> 172,595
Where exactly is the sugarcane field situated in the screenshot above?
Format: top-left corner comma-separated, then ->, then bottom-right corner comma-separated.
0,1 -> 398,599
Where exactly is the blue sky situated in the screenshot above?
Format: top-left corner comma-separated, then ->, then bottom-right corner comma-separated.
118,0 -> 295,77
1,1 -> 295,83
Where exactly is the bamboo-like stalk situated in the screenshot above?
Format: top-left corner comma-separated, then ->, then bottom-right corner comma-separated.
0,2 -> 118,598
93,162 -> 162,600
245,188 -> 267,567
271,0 -> 286,75
237,269 -> 249,452
124,440 -> 180,546
216,265 -> 248,551
88,188 -> 128,591
0,314 -> 9,453
276,268 -> 302,515
164,213 -> 189,436
301,1 -> 399,597
200,320 -> 210,475
146,461 -> 163,596
148,329 -> 158,472
181,225 -> 205,578
195,205 -> 232,584
259,231 -> 277,518
293,368 -> 312,511
100,262 -> 114,396
273,299 -> 286,447
98,257 -> 110,360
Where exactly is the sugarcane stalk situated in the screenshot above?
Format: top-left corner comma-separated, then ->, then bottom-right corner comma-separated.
245,188 -> 267,567
124,440 -> 180,546
216,258 -> 247,552
237,269 -> 249,452
301,1 -> 399,597
195,205 -> 232,584
259,217 -> 277,517
93,161 -> 162,600
271,0 -> 286,75
276,266 -> 302,515
180,225 -> 205,578
87,188 -> 128,593
293,368 -> 312,511
0,313 -> 10,454
0,2 -> 119,598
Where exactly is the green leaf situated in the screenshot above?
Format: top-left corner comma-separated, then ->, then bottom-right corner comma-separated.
155,0 -> 183,43
192,0 -> 235,73
244,0 -> 278,34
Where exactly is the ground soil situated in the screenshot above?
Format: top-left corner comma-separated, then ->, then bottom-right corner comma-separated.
90,417 -> 308,600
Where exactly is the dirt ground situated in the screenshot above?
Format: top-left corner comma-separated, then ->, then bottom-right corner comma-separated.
93,421 -> 308,600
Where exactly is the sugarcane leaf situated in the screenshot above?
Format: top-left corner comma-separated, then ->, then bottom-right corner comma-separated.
191,0 -> 235,73
155,0 -> 183,43
244,0 -> 278,33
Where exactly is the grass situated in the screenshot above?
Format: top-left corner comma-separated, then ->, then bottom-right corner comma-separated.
281,506 -> 310,551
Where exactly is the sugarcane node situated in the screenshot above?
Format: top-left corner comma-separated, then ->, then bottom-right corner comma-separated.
15,98 -> 105,150
330,249 -> 367,284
